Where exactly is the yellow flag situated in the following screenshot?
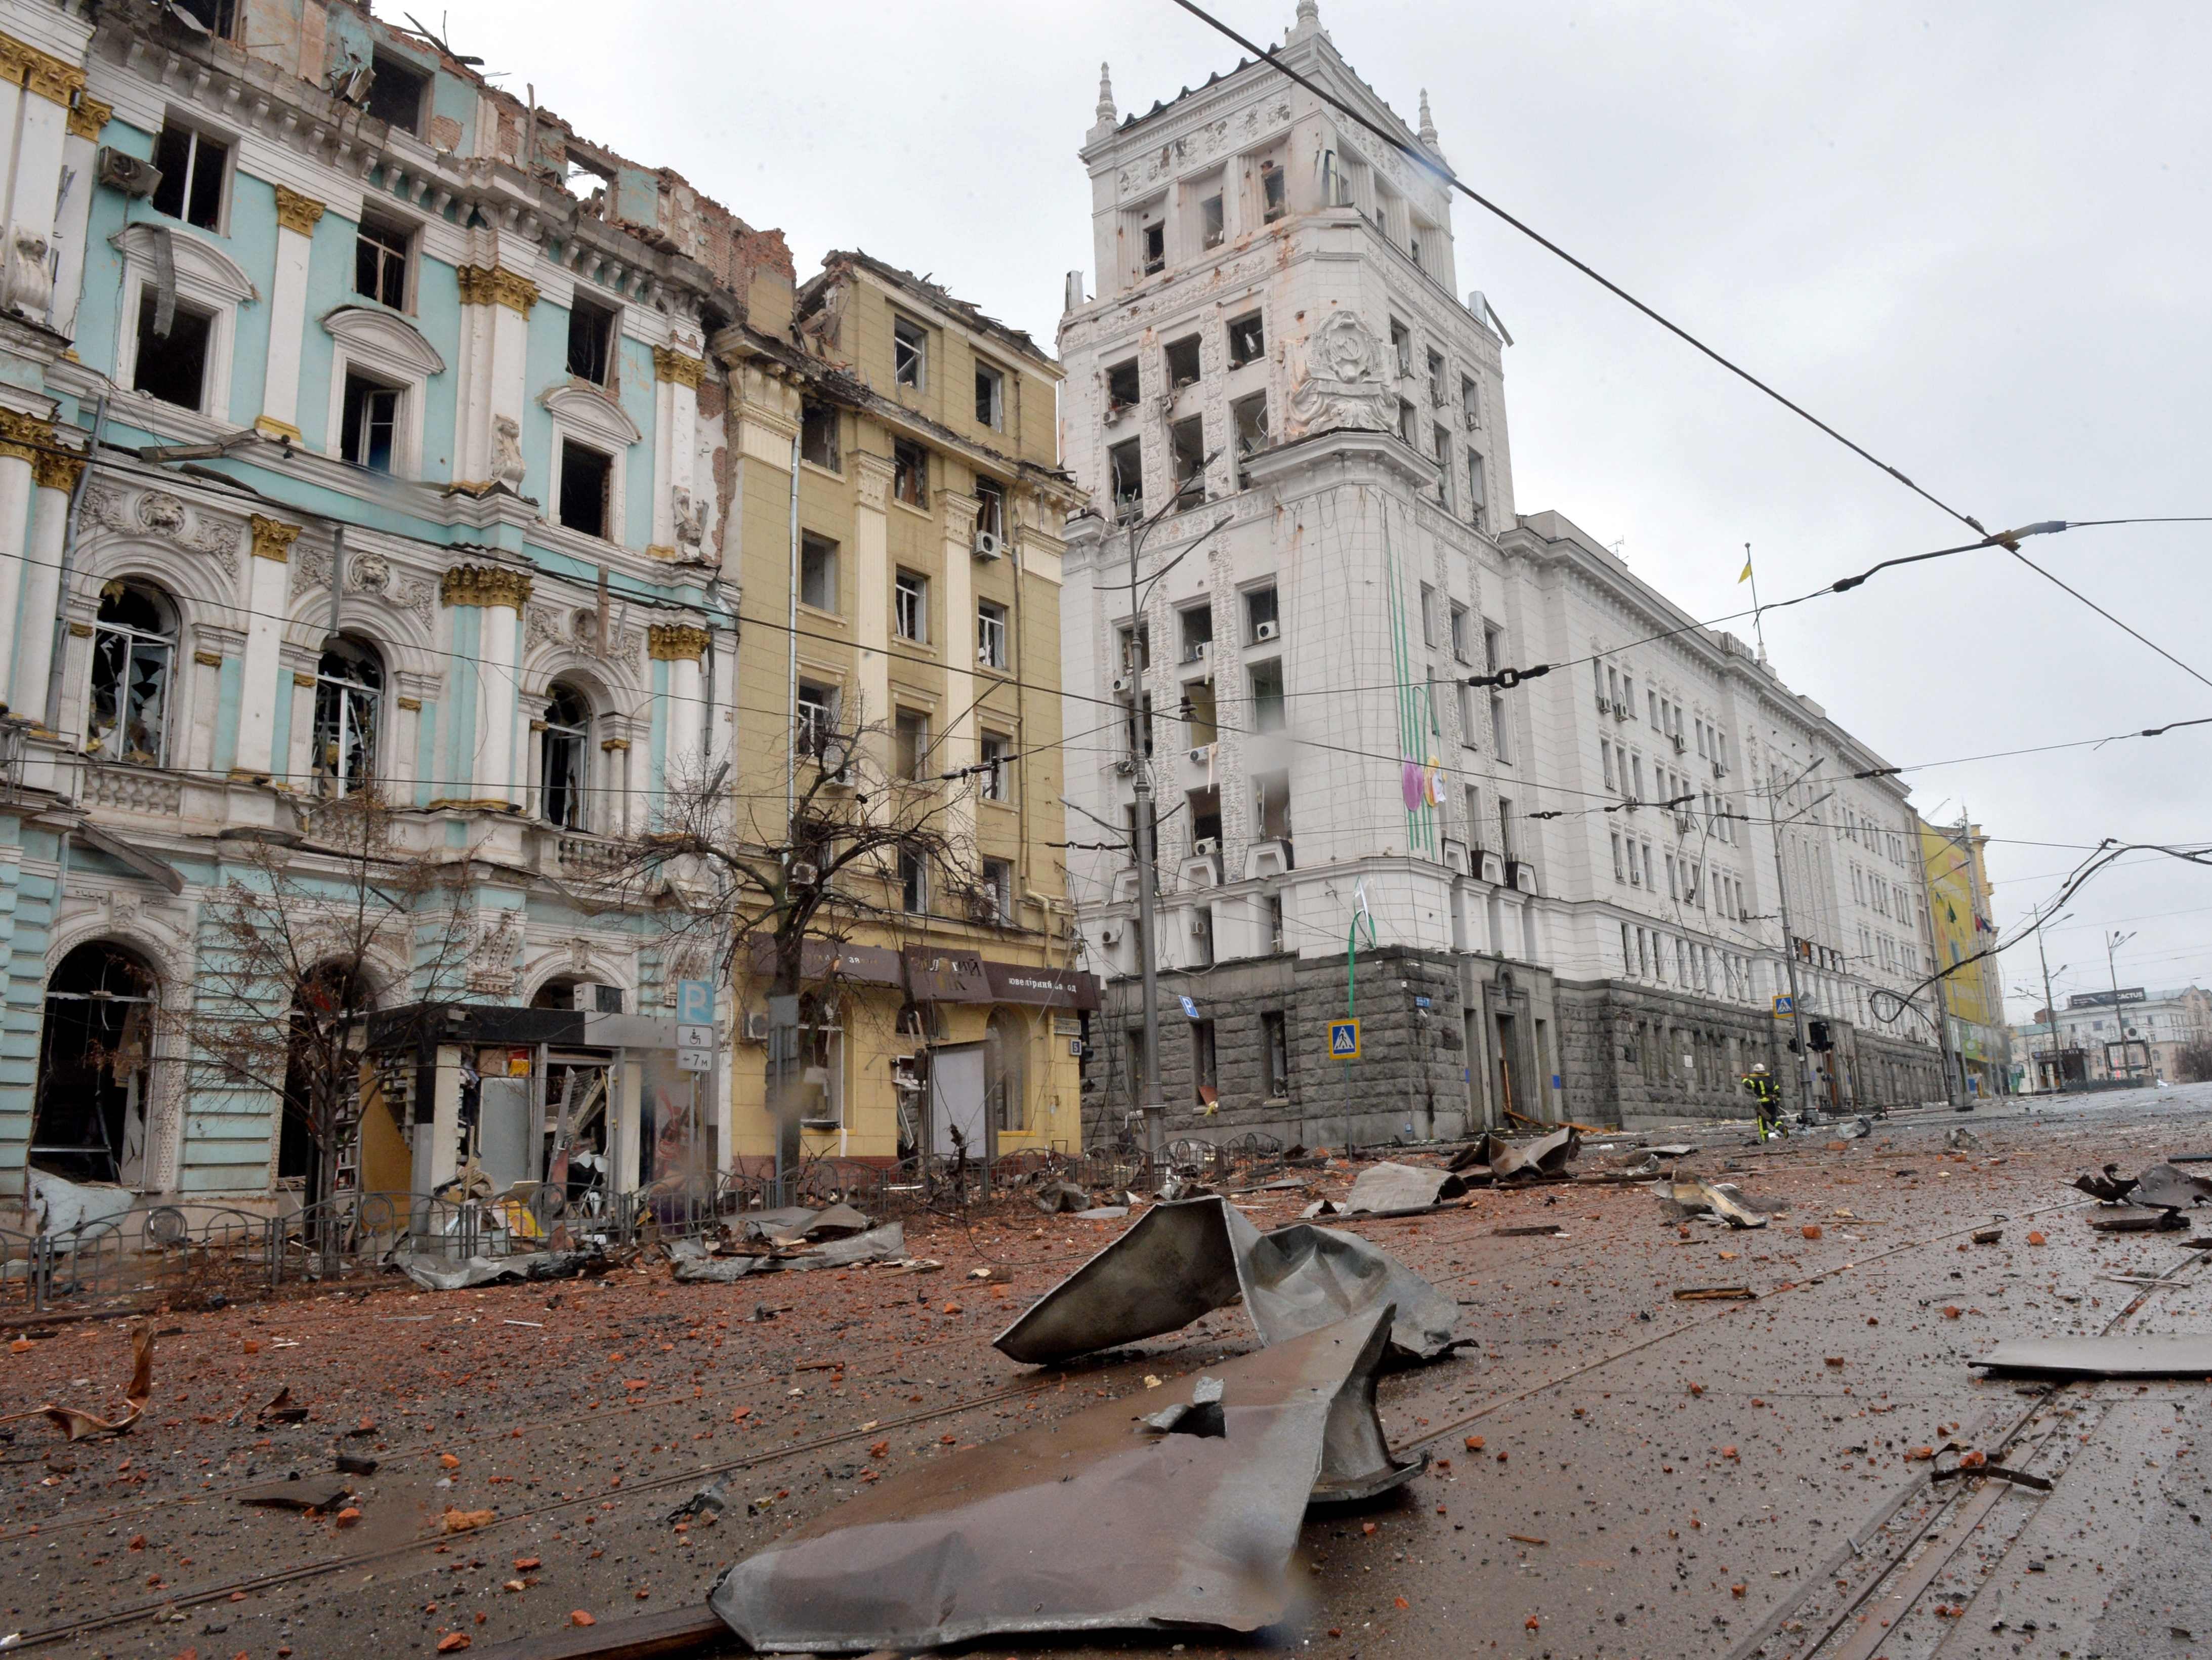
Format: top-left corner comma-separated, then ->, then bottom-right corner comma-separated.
1737,555 -> 1754,584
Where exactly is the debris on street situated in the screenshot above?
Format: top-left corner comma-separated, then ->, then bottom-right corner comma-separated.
1657,1177 -> 1769,1228
1339,1160 -> 1470,1216
0,1323 -> 153,1441
1973,1333 -> 2212,1378
708,1307 -> 1415,1652
993,1196 -> 1458,1364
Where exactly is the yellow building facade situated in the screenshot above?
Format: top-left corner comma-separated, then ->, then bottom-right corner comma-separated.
1918,817 -> 2010,1097
713,254 -> 1091,1168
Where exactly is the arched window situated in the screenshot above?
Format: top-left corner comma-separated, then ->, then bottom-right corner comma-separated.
312,636 -> 383,795
31,942 -> 159,1187
87,581 -> 176,767
541,683 -> 591,829
984,1008 -> 1027,1134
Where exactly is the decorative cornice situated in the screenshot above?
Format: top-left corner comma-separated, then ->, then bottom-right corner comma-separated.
31,449 -> 82,492
273,186 -> 326,236
193,649 -> 223,668
456,263 -> 539,317
600,737 -> 631,752
396,695 -> 423,712
64,93 -> 110,143
0,407 -> 50,466
0,34 -> 86,109
647,623 -> 710,662
652,345 -> 705,389
248,515 -> 302,563
440,563 -> 534,609
67,620 -> 92,637
291,671 -> 316,687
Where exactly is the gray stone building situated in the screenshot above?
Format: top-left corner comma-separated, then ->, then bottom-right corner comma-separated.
1057,3 -> 1947,1145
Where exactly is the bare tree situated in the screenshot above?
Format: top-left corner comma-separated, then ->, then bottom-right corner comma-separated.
2174,1041 -> 2212,1084
185,792 -> 481,1249
611,705 -> 994,1178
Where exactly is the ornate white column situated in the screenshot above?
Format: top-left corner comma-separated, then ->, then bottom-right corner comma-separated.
0,34 -> 80,321
0,411 -> 47,712
231,516 -> 301,779
439,564 -> 531,807
651,623 -> 709,794
51,93 -> 108,337
452,265 -> 537,491
8,437 -> 79,724
648,346 -> 704,559
256,188 -> 325,443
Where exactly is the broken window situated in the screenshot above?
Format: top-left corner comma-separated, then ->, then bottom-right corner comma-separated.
30,944 -> 158,1186
980,860 -> 1015,931
1426,349 -> 1447,406
800,533 -> 839,612
1120,623 -> 1151,673
558,440 -> 612,537
1244,585 -> 1278,644
1123,692 -> 1154,761
151,120 -> 226,229
1230,392 -> 1269,485
132,291 -> 212,410
974,359 -> 1005,429
800,400 -> 841,470
1192,1019 -> 1218,1103
892,438 -> 928,508
893,315 -> 927,387
364,53 -> 429,135
1108,438 -> 1143,524
1141,220 -> 1165,274
1466,449 -> 1487,529
795,680 -> 837,759
1260,159 -> 1285,222
1200,192 -> 1225,248
1397,398 -> 1417,445
1253,769 -> 1292,842
893,568 -> 926,641
899,846 -> 927,915
1170,415 -> 1206,505
1188,783 -> 1222,845
1461,374 -> 1481,428
1432,424 -> 1451,507
312,636 -> 382,796
894,708 -> 930,780
1449,603 -> 1471,663
1389,318 -> 1412,378
974,476 -> 1007,547
340,371 -> 401,473
979,731 -> 1011,803
1164,334 -> 1201,390
1227,311 -> 1265,368
976,600 -> 1008,671
1250,658 -> 1285,733
540,683 -> 590,831
1262,1010 -> 1289,1095
355,216 -> 410,309
1106,358 -> 1141,414
1179,604 -> 1213,665
1184,681 -> 1218,748
170,0 -> 236,37
567,295 -> 617,385
87,582 -> 174,767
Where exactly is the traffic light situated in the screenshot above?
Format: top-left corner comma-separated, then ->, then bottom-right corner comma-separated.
1807,1019 -> 1833,1052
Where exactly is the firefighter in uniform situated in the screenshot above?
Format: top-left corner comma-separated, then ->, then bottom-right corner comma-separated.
1741,1063 -> 1783,1140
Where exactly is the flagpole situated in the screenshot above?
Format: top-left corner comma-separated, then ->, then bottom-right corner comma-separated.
1744,542 -> 1768,660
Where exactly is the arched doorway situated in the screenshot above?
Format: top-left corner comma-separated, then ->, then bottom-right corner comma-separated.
31,943 -> 159,1187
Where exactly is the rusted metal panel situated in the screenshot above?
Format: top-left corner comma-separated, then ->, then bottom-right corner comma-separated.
901,945 -> 993,1003
708,1306 -> 1416,1652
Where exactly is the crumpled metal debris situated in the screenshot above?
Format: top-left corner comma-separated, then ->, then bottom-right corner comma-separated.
667,1237 -> 767,1283
1339,1160 -> 1469,1217
994,1196 -> 1458,1364
1450,1126 -> 1580,1179
1657,1178 -> 1769,1229
1834,1115 -> 1873,1141
391,1249 -> 601,1292
236,1473 -> 354,1511
668,1222 -> 907,1281
710,1306 -> 1421,1653
0,1324 -> 153,1442
1973,1333 -> 2212,1378
1033,1179 -> 1096,1214
2130,1162 -> 2212,1212
2072,1164 -> 2137,1202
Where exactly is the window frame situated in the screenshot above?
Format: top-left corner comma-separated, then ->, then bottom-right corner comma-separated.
979,731 -> 1013,803
554,438 -> 615,540
311,636 -> 385,798
799,400 -> 841,470
892,567 -> 928,643
973,358 -> 1006,430
339,369 -> 403,474
150,118 -> 230,232
795,679 -> 839,760
892,314 -> 929,389
539,683 -> 592,831
891,438 -> 930,510
976,600 -> 1009,672
798,533 -> 840,615
113,224 -> 253,423
86,582 -> 177,769
566,294 -> 620,387
353,214 -> 413,312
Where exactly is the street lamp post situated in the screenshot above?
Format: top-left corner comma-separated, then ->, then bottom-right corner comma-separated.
2107,929 -> 2138,1083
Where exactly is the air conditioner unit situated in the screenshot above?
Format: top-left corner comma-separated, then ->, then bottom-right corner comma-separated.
973,530 -> 1004,561
1111,675 -> 1133,695
787,860 -> 819,887
569,981 -> 624,1015
741,1011 -> 771,1043
1113,756 -> 1135,776
1193,836 -> 1220,857
1254,619 -> 1279,642
1612,704 -> 1633,722
1189,914 -> 1212,936
1188,744 -> 1213,765
1595,695 -> 1611,715
1713,761 -> 1730,779
1671,733 -> 1687,754
1104,402 -> 1127,426
1185,640 -> 1211,665
1099,923 -> 1122,947
96,148 -> 160,198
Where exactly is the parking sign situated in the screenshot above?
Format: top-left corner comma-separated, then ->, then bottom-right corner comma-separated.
676,978 -> 714,1026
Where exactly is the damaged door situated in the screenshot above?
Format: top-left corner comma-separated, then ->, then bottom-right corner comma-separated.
929,1041 -> 987,1162
1492,1009 -> 1518,1123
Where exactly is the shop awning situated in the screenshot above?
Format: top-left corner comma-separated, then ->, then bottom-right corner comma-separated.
745,937 -> 905,987
902,945 -> 993,1004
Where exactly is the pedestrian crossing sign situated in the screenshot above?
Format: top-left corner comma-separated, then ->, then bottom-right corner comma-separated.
1328,1018 -> 1361,1060
1772,993 -> 1794,1018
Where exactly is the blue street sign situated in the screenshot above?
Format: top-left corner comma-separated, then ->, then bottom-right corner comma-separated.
1180,994 -> 1201,1020
676,978 -> 715,1026
1328,1018 -> 1361,1060
1771,993 -> 1794,1018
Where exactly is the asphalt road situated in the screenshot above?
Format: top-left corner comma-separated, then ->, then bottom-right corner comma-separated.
6,1084 -> 2210,1658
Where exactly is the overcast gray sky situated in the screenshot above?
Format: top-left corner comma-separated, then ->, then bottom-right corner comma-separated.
445,0 -> 2212,1018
